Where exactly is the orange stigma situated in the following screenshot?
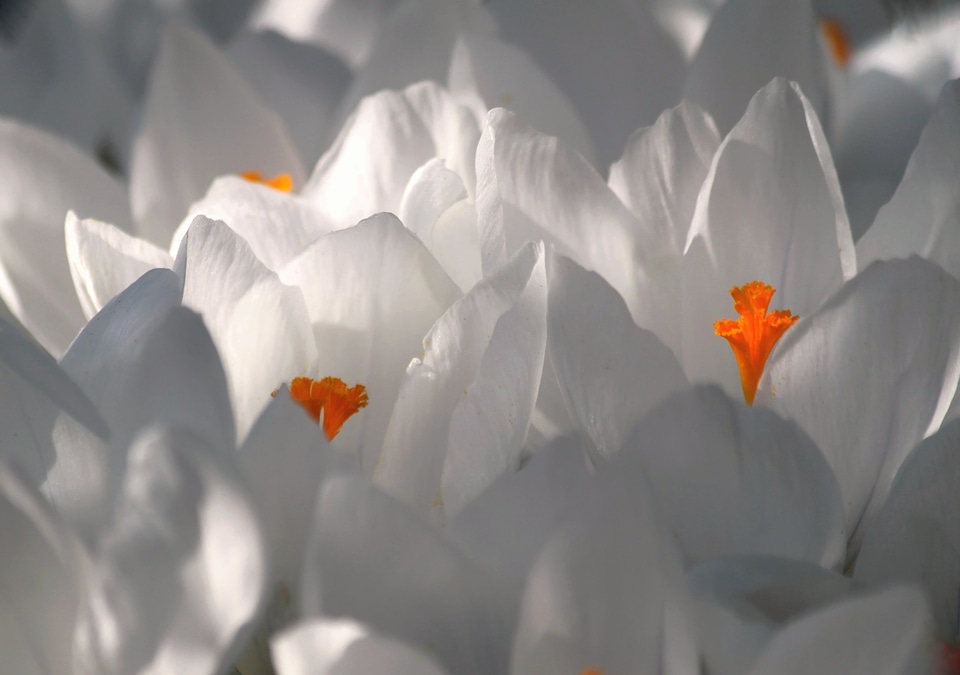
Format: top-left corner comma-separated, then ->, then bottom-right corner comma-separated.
272,376 -> 368,440
580,670 -> 604,675
820,18 -> 851,67
714,281 -> 798,406
240,171 -> 294,192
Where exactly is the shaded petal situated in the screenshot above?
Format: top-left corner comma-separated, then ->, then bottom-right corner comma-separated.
616,386 -> 845,567
172,175 -> 335,271
0,460 -> 85,675
280,213 -> 460,466
130,23 -> 305,246
855,418 -> 960,638
272,618 -> 449,675
374,242 -> 545,521
682,78 -> 854,396
856,79 -> 960,278
547,252 -> 688,460
448,33 -> 596,165
179,217 -> 316,441
683,0 -> 827,136
485,0 -> 686,165
476,109 -> 659,332
75,425 -> 266,675
758,257 -> 960,549
0,118 -> 132,356
52,270 -> 181,535
746,586 -> 932,675
65,213 -> 173,320
301,475 -> 515,675
511,502 -> 696,675
302,81 -> 480,230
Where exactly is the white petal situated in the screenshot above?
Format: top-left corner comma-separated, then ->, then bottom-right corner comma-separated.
511,505 -> 695,675
855,418 -> 960,637
130,23 -> 305,246
0,118 -> 132,356
399,157 -> 468,249
173,175 -> 335,270
271,618 -> 449,675
682,78 -> 854,395
475,109 -> 658,332
746,586 -> 932,675
758,257 -> 960,548
227,29 -> 352,169
0,461 -> 85,675
547,252 -> 688,460
333,0 -> 496,123
301,475 -> 514,675
856,79 -> 960,278
179,217 -> 317,441
485,0 -> 686,165
447,434 -> 594,583
279,213 -> 460,467
65,212 -> 173,320
303,81 -> 480,230
447,33 -> 596,165
238,390 -> 333,596
75,425 -> 266,675
683,0 -> 827,136
374,242 -> 544,521
51,270 -> 181,535
617,386 -> 845,567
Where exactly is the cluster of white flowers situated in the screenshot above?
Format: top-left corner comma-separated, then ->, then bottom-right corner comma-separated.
3,0 -> 960,673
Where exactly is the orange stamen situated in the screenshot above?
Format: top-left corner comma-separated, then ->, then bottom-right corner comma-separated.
240,171 -> 294,192
580,670 -> 604,675
820,18 -> 851,67
271,376 -> 368,440
714,281 -> 798,406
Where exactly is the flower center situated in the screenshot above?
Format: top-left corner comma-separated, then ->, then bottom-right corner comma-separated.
714,281 -> 798,406
272,376 -> 368,440
240,171 -> 294,192
820,17 -> 850,67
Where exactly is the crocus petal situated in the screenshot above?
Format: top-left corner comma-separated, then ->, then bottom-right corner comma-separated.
227,29 -> 352,169
178,216 -> 317,441
300,475 -> 515,675
746,586 -> 932,675
511,503 -> 696,675
616,386 -> 845,567
447,33 -> 596,165
75,425 -> 266,675
172,175 -> 335,271
682,78 -> 854,395
51,270 -> 181,535
375,241 -> 546,521
447,433 -> 594,583
547,252 -> 688,460
0,118 -> 133,356
271,618 -> 449,675
476,109 -> 658,331
302,81 -> 480,230
758,257 -> 960,549
65,212 -> 174,320
333,0 -> 496,122
130,22 -> 305,247
683,0 -> 828,136
0,460 -> 85,675
238,389 -> 334,601
855,418 -> 960,638
485,0 -> 686,165
856,79 -> 960,278
279,212 -> 460,466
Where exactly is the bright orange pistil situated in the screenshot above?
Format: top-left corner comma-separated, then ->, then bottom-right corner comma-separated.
580,669 -> 604,675
714,281 -> 798,406
820,18 -> 851,67
240,171 -> 294,192
273,376 -> 368,440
